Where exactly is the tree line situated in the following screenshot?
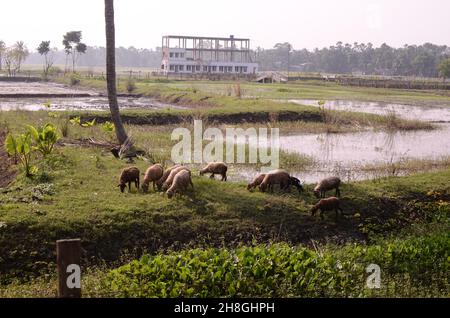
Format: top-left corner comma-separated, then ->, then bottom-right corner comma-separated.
259,42 -> 450,78
3,38 -> 450,79
24,46 -> 162,69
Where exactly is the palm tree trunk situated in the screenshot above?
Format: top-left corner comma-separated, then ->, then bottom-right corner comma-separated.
104,0 -> 128,145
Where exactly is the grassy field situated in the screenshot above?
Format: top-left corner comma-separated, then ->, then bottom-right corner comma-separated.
57,75 -> 450,106
50,76 -> 437,132
0,78 -> 449,298
0,137 -> 449,291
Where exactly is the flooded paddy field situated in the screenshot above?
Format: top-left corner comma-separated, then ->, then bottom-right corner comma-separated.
0,81 -> 185,111
230,98 -> 450,183
288,99 -> 450,123
230,125 -> 450,184
0,96 -> 184,111
1,81 -> 449,184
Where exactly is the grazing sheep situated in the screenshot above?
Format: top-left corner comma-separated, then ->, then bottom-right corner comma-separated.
142,164 -> 164,193
167,170 -> 194,199
311,197 -> 343,220
247,174 -> 266,191
118,167 -> 140,193
162,166 -> 190,191
259,169 -> 291,193
155,165 -> 181,191
289,177 -> 304,194
314,177 -> 342,198
200,162 -> 228,181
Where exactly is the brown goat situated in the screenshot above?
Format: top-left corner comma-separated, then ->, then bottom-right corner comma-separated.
311,197 -> 343,220
118,167 -> 140,193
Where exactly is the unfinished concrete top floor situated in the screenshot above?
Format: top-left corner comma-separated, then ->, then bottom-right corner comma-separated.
162,35 -> 251,51
162,35 -> 254,64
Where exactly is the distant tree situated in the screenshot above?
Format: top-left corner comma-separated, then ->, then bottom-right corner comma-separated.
63,31 -> 87,72
37,41 -> 55,79
12,41 -> 29,73
104,0 -> 129,145
0,40 -> 6,70
3,43 -> 28,77
438,58 -> 450,82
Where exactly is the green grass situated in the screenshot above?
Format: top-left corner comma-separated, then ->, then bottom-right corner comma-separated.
1,77 -> 449,297
49,76 -> 440,131
0,141 -> 449,284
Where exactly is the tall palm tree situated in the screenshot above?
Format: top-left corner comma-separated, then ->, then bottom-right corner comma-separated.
104,0 -> 128,145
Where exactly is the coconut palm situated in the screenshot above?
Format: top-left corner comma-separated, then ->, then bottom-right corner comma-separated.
104,0 -> 129,145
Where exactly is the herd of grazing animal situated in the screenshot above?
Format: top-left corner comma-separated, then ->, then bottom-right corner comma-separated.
118,163 -> 343,220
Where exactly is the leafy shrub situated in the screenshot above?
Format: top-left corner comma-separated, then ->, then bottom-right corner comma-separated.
59,118 -> 70,138
107,233 -> 449,298
4,133 -> 36,177
126,78 -> 137,93
47,66 -> 63,76
27,124 -> 60,157
69,117 -> 81,126
101,121 -> 115,134
70,73 -> 81,86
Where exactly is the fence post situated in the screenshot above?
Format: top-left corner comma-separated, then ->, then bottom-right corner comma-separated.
57,239 -> 82,298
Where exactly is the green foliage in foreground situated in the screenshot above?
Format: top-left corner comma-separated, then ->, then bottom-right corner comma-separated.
107,233 -> 449,298
4,133 -> 35,177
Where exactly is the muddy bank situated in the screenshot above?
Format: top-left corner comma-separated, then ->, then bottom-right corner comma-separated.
0,93 -> 94,98
77,109 -> 323,126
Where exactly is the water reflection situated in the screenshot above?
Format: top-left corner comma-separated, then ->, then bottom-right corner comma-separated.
233,124 -> 450,184
289,99 -> 450,123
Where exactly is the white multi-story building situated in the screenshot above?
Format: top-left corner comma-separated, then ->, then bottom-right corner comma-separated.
161,35 -> 259,76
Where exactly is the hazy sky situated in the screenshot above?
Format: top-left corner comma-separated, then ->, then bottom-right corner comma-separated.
1,0 -> 449,51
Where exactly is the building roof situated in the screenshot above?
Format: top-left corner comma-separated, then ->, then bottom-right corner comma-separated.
163,35 -> 250,41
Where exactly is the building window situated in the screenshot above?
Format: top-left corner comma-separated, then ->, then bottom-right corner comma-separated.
170,65 -> 175,71
187,65 -> 192,71
170,53 -> 174,58
175,53 -> 180,58
203,66 -> 208,72
235,66 -> 240,73
243,67 -> 248,73
179,65 -> 184,71
228,66 -> 233,72
212,66 -> 217,72
196,65 -> 200,72
219,66 -> 224,72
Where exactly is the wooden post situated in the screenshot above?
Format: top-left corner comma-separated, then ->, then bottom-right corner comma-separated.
57,239 -> 82,298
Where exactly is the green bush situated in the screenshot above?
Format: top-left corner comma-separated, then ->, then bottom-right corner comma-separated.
70,73 -> 81,86
106,233 -> 449,298
4,133 -> 36,177
126,78 -> 137,93
27,124 -> 60,157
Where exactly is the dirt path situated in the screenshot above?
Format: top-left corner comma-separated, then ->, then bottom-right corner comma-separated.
0,130 -> 17,188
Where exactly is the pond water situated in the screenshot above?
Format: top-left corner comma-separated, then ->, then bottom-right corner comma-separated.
230,124 -> 450,184
288,99 -> 450,123
0,81 -> 185,111
0,96 -> 185,111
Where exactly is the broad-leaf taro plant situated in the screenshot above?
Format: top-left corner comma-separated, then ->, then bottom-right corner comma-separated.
4,133 -> 37,177
27,123 -> 60,157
